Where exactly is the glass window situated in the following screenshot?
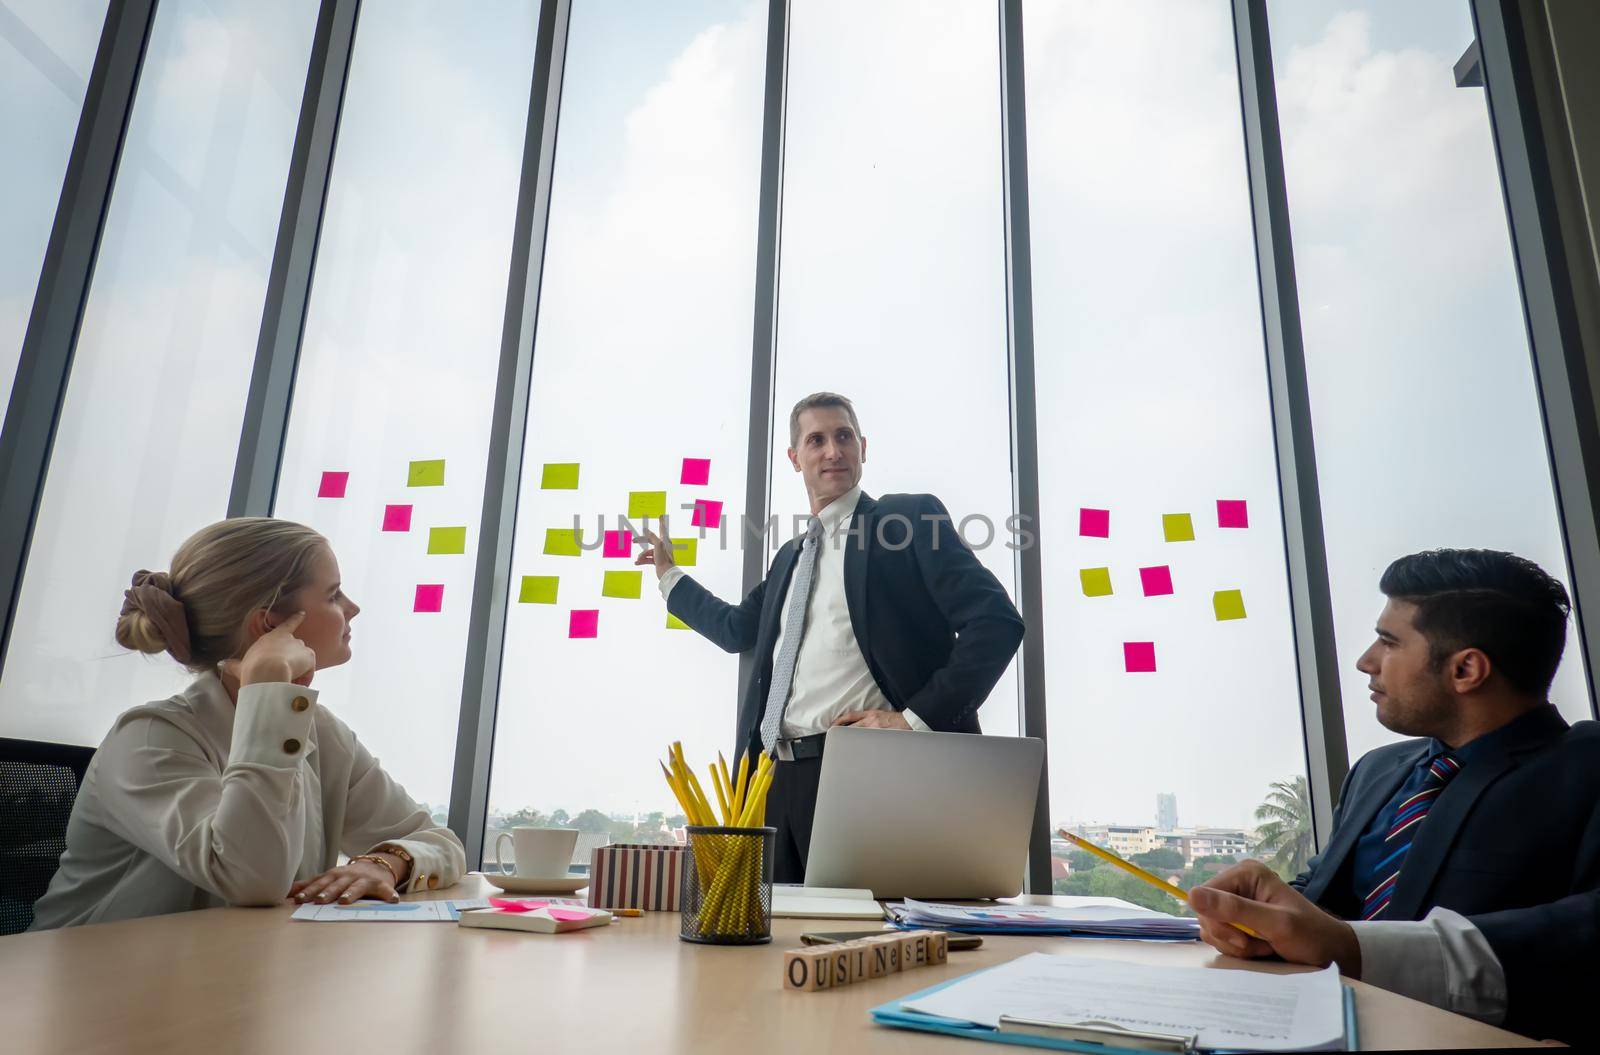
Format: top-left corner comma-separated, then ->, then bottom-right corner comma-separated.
1024,0 -> 1309,896
274,1 -> 542,814
0,0 -> 318,745
483,0 -> 768,856
0,0 -> 109,424
1267,1 -> 1592,760
769,0 -> 1020,737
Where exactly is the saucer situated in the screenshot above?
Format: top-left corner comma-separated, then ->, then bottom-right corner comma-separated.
481,871 -> 588,895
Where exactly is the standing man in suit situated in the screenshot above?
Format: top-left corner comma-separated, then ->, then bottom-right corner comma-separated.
1186,549 -> 1599,1043
636,392 -> 1024,881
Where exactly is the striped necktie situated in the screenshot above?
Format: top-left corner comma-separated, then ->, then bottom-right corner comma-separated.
1360,753 -> 1462,920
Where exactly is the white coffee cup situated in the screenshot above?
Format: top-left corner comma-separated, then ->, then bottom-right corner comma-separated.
494,826 -> 579,878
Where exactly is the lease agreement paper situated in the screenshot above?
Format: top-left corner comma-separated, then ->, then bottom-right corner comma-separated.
901,953 -> 1345,1052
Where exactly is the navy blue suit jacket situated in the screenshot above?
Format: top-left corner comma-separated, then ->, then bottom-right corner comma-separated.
1291,704 -> 1600,1042
665,492 -> 1024,758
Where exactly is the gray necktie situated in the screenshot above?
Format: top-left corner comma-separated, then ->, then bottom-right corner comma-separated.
759,516 -> 824,753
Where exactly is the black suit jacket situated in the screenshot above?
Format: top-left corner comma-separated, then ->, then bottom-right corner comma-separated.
666,492 -> 1025,757
1291,705 -> 1600,1042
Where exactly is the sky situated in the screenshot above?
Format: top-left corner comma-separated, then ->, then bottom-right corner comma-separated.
0,0 -> 1588,836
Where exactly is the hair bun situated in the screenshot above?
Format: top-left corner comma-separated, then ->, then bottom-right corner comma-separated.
116,569 -> 194,663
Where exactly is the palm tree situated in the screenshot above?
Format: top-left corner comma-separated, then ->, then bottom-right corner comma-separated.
1254,776 -> 1314,880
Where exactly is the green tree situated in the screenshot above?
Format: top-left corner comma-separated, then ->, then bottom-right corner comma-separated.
1130,849 -> 1184,873
1053,869 -> 1190,917
572,809 -> 611,833
1254,775 -> 1315,880
550,809 -> 570,826
502,808 -> 549,828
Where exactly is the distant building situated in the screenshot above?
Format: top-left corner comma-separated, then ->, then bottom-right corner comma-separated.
1080,824 -> 1157,857
1156,792 -> 1178,831
1182,828 -> 1250,863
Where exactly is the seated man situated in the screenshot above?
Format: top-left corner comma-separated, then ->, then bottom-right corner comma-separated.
1190,548 -> 1599,1043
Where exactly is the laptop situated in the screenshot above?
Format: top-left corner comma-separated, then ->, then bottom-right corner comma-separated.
802,725 -> 1045,899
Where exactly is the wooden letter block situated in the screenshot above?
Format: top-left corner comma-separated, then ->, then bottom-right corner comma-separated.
899,934 -> 924,973
843,941 -> 870,982
925,931 -> 948,965
864,939 -> 890,979
830,946 -> 855,987
783,948 -> 832,991
879,936 -> 902,973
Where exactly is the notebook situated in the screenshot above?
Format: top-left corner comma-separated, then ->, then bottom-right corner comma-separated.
772,884 -> 885,920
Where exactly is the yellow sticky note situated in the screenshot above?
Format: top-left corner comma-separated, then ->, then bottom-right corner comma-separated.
602,570 -> 643,599
628,491 -> 667,518
666,613 -> 689,630
543,528 -> 582,557
1214,589 -> 1247,621
1080,567 -> 1112,597
1162,513 -> 1195,542
427,526 -> 466,554
541,463 -> 580,489
670,537 -> 697,567
519,575 -> 558,604
408,459 -> 445,487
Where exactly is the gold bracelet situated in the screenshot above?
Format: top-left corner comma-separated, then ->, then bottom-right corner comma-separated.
351,853 -> 399,886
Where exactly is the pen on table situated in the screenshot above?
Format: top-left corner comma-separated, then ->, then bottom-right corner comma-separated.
611,908 -> 642,918
1055,829 -> 1263,940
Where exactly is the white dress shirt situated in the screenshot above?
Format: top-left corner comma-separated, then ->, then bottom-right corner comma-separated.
30,672 -> 464,929
660,485 -> 928,747
1351,907 -> 1508,1024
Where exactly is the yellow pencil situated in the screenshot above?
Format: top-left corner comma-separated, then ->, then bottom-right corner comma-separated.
1056,829 -> 1262,940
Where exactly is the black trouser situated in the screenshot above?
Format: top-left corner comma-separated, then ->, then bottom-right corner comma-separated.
767,755 -> 824,883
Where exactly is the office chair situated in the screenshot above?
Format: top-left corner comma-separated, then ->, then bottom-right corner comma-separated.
1,738 -> 95,935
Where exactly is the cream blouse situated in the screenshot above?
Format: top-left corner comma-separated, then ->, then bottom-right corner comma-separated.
30,672 -> 464,929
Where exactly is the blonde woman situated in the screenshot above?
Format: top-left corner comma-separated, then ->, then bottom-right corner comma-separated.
30,518 -> 464,929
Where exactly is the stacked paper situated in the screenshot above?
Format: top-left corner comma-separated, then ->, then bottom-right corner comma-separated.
890,896 -> 1199,940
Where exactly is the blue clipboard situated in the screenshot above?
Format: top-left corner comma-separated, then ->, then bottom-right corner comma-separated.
869,968 -> 1360,1053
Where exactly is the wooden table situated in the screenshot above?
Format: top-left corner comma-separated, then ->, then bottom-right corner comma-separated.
0,876 -> 1539,1053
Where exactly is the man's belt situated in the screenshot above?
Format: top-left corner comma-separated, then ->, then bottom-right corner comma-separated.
778,731 -> 828,761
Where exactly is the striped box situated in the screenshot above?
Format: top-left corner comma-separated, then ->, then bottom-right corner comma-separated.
587,843 -> 690,911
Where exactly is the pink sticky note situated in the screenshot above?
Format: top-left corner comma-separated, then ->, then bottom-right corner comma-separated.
1124,641 -> 1157,673
1139,565 -> 1174,596
318,471 -> 349,498
414,584 -> 444,613
603,529 -> 633,558
569,609 -> 599,638
1218,499 -> 1249,529
691,499 -> 723,529
382,504 -> 412,532
548,908 -> 593,922
1079,507 -> 1109,538
681,458 -> 711,486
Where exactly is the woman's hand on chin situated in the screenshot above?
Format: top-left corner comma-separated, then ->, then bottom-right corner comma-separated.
223,611 -> 317,687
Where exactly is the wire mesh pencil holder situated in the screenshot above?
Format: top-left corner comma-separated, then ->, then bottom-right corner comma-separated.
679,825 -> 775,945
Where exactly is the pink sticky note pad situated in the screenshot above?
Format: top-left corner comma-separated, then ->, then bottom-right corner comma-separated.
691,499 -> 723,529
1139,565 -> 1174,596
382,504 -> 412,532
1218,499 -> 1249,528
602,530 -> 633,558
1124,641 -> 1156,673
318,471 -> 348,498
414,584 -> 444,613
1079,507 -> 1109,538
569,610 -> 598,638
681,458 -> 711,486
